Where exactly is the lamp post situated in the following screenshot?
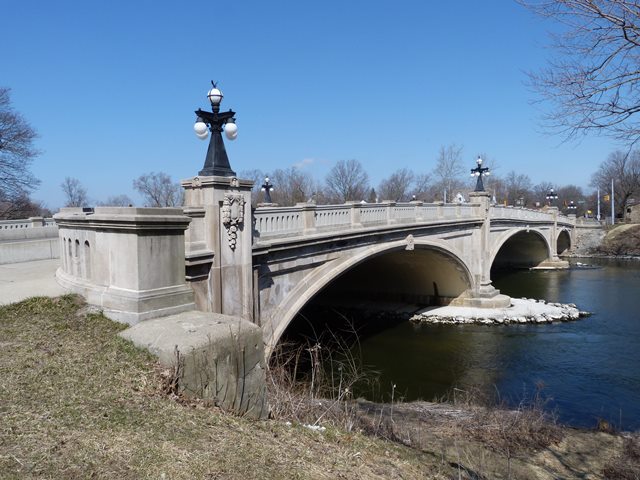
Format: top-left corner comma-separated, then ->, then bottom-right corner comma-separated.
470,156 -> 490,192
193,81 -> 238,177
546,188 -> 558,206
567,200 -> 577,213
261,176 -> 274,204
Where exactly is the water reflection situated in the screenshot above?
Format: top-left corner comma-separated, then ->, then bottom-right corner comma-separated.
354,259 -> 640,430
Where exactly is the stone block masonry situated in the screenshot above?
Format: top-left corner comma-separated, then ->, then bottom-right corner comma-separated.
120,310 -> 267,419
54,207 -> 195,324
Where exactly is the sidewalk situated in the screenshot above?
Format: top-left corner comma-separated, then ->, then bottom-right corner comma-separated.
0,259 -> 66,305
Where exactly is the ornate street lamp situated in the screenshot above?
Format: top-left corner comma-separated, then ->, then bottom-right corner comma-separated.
193,81 -> 238,177
546,188 -> 558,206
568,200 -> 577,212
261,176 -> 274,204
470,156 -> 490,192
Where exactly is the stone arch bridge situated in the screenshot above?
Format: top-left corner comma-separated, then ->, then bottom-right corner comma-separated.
54,176 -> 575,353
248,192 -> 573,351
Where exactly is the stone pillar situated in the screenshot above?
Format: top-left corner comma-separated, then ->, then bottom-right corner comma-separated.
569,214 -> 578,251
462,192 -> 510,308
535,206 -> 570,269
384,201 -> 396,224
29,216 -> 45,227
182,175 -> 254,321
298,203 -> 317,234
54,207 -> 195,324
411,200 -> 424,221
346,201 -> 362,227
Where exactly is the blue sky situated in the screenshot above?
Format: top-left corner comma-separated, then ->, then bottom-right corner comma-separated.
3,1 -> 621,209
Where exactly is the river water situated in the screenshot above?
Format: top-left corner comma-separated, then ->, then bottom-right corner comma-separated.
352,258 -> 640,430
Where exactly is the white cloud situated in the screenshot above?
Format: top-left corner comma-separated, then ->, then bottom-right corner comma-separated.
293,158 -> 316,169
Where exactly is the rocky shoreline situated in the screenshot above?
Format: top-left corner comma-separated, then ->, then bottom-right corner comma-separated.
410,298 -> 591,325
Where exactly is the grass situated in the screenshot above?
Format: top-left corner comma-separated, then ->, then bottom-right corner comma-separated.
594,224 -> 640,256
0,295 -> 635,479
0,296 -> 434,479
602,434 -> 640,479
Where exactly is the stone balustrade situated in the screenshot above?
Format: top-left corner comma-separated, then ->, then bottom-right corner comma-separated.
0,217 -> 60,264
0,217 -> 55,230
252,201 -> 573,243
491,205 -> 573,225
252,201 -> 489,241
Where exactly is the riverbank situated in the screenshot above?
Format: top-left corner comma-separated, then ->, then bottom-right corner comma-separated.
571,222 -> 640,257
2,295 -> 637,479
410,298 -> 590,325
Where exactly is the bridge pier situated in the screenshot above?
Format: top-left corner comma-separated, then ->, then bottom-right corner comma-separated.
463,191 -> 511,308
182,175 -> 255,321
533,206 -> 570,270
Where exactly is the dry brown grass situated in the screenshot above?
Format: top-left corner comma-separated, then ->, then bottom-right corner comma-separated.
593,224 -> 640,256
0,296 -> 442,479
602,434 -> 640,479
267,338 -> 567,479
1,295 -> 632,480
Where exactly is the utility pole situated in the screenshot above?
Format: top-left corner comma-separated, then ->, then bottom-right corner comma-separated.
611,178 -> 615,225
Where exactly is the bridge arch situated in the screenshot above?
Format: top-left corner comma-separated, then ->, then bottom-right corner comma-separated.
490,228 -> 552,271
263,239 -> 474,353
557,229 -> 571,255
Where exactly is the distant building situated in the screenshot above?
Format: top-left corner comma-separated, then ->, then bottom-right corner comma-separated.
625,202 -> 640,223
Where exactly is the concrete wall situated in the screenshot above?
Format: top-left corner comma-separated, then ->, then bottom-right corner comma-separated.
0,224 -> 59,265
55,207 -> 195,324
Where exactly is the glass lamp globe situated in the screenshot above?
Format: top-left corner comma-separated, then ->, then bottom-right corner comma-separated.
207,87 -> 223,106
194,119 -> 209,140
224,122 -> 238,140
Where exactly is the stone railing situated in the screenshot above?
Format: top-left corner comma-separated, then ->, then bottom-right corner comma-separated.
253,202 -> 483,241
490,205 -> 572,224
0,217 -> 55,230
575,216 -> 604,227
0,217 -> 60,264
252,202 -> 575,243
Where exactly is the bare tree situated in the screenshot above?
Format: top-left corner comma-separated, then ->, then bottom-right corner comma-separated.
97,194 -> 133,207
61,177 -> 89,207
0,195 -> 48,219
411,172 -> 432,201
521,0 -> 640,144
557,184 -> 586,215
239,168 -> 266,206
432,144 -> 465,201
366,187 -> 377,203
324,159 -> 370,203
590,150 -> 640,216
269,167 -> 317,206
0,87 -> 40,218
378,168 -> 415,202
532,181 -> 555,207
504,171 -> 533,206
133,172 -> 183,207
